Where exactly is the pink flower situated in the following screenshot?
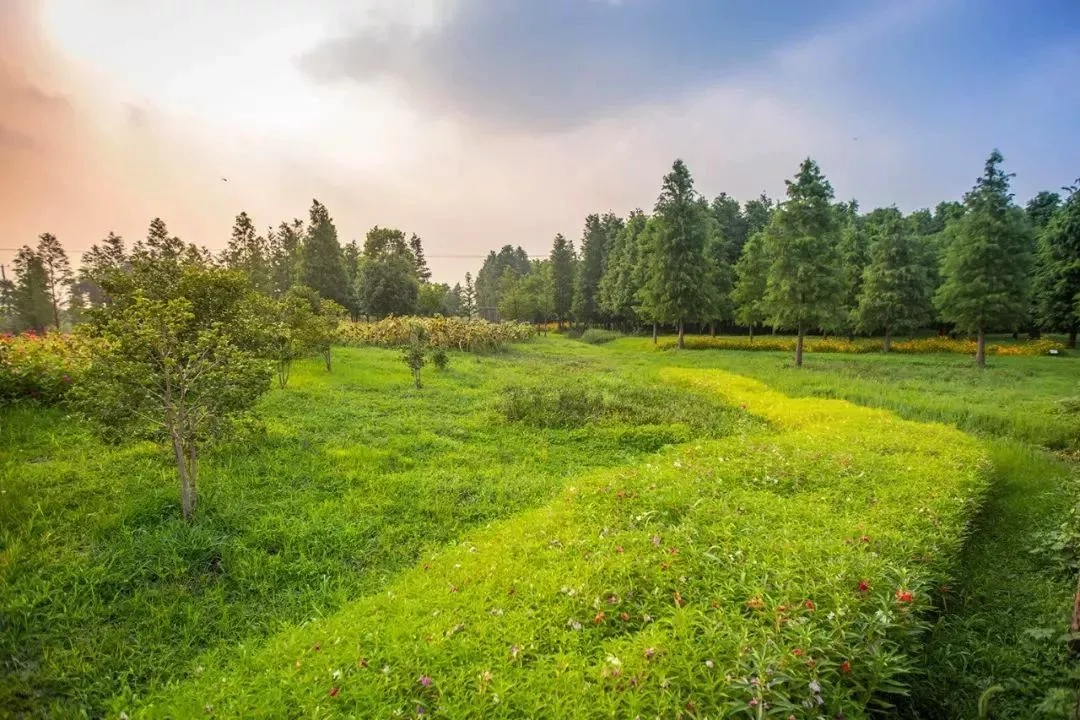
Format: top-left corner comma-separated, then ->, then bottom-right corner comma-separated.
418,675 -> 432,687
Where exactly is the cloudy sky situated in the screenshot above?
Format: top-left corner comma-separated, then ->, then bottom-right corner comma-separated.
2,0 -> 1079,282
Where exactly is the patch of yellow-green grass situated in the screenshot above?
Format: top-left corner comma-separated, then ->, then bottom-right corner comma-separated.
135,370 -> 988,719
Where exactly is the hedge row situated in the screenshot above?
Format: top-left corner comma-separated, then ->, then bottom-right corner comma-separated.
658,335 -> 1066,356
0,332 -> 95,404
135,369 -> 987,718
340,316 -> 535,352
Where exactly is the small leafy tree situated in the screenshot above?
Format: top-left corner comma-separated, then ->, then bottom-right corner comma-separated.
731,231 -> 769,342
401,323 -> 428,388
78,266 -> 271,521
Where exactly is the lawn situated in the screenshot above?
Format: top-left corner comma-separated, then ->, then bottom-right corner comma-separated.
1,336 -> 1077,718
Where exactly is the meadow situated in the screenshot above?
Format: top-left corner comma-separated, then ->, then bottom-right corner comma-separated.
1,336 -> 1077,718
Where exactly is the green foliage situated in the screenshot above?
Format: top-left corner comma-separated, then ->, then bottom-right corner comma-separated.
476,246 -> 531,321
299,200 -> 352,309
638,159 -> 711,346
732,231 -> 769,331
12,245 -> 52,333
77,264 -> 272,521
417,282 -> 450,317
935,151 -> 1033,365
598,210 -> 647,327
0,331 -> 93,403
341,316 -> 534,352
400,323 -> 428,388
1033,181 -> 1080,344
221,211 -> 273,294
549,234 -> 576,325
857,207 -> 932,347
761,158 -> 843,358
431,347 -> 450,371
357,226 -> 420,317
578,328 -> 622,345
138,368 -> 988,718
573,213 -> 621,325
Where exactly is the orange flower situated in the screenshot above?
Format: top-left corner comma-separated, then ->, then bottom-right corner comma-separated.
895,589 -> 914,603
840,660 -> 852,674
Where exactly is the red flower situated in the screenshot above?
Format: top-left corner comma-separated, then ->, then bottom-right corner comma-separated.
857,580 -> 870,593
840,660 -> 852,674
896,589 -> 914,603
804,600 -> 816,611
859,535 -> 871,543
792,648 -> 804,657
594,612 -> 606,624
329,687 -> 340,698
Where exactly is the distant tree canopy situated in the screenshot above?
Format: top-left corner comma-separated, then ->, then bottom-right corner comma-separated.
6,150 -> 1076,369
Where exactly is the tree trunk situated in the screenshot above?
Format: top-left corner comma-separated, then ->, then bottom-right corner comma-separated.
1069,326 -> 1077,349
795,325 -> 805,367
975,321 -> 986,368
323,347 -> 332,372
652,322 -> 658,345
677,319 -> 685,349
883,329 -> 892,353
52,298 -> 61,331
749,325 -> 754,344
709,322 -> 716,337
172,433 -> 197,522
277,359 -> 291,389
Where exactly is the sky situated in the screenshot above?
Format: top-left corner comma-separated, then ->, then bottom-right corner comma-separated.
1,0 -> 1079,283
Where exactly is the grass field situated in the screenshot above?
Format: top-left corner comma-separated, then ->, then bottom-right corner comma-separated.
1,336 -> 1077,717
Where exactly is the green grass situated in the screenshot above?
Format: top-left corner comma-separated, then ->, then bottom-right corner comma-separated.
605,337 -> 1080,717
0,344 -> 740,717
2,336 -> 1077,718
139,368 -> 987,718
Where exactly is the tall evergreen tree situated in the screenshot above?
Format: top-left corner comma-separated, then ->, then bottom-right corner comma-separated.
573,214 -> 607,326
462,272 -> 476,318
80,233 -> 128,306
1026,191 -> 1062,231
639,159 -> 711,348
357,226 -> 419,317
35,233 -> 73,330
598,210 -> 647,328
761,158 -> 842,367
710,192 -> 749,263
857,207 -> 931,351
743,193 -> 775,237
1033,181 -> 1080,347
12,246 -> 52,333
270,219 -> 304,297
299,200 -> 351,308
731,231 -> 770,341
409,234 -> 432,283
222,212 -> 272,294
132,217 -> 187,263
701,200 -> 734,335
935,150 -> 1032,367
549,233 -> 575,327
833,214 -> 870,338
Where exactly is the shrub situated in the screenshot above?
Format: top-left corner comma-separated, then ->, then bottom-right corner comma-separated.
341,316 -> 534,353
0,331 -> 95,404
431,347 -> 450,371
579,329 -> 622,345
140,370 -> 988,719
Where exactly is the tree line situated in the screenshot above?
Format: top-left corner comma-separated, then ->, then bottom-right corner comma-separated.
1,199 -> 470,334
474,152 -> 1079,366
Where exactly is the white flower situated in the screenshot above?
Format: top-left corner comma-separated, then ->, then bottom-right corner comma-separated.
705,660 -> 714,668
809,680 -> 822,694
606,654 -> 622,667
332,669 -> 341,680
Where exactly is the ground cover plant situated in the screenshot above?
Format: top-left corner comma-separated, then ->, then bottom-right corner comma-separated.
339,316 -> 535,352
0,343 -> 743,717
132,368 -> 988,718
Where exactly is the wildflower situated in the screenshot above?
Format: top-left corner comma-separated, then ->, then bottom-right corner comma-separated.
619,612 -> 630,622
746,597 -> 765,611
705,660 -> 714,669
860,535 -> 871,543
809,680 -> 822,694
642,614 -> 653,623
749,699 -> 759,707
332,669 -> 341,680
481,670 -> 493,683
567,619 -> 583,631
668,547 -> 679,555
644,647 -> 656,660
490,608 -> 504,616
418,675 -> 432,687
606,654 -> 622,667
358,657 -> 369,668
417,706 -> 427,716
674,590 -> 686,608
857,580 -> 870,593
652,535 -> 662,547
616,545 -> 624,554
804,599 -> 816,611
608,594 -> 619,605
329,687 -> 340,698
840,660 -> 852,674
510,645 -> 521,658
895,589 -> 914,603
594,612 -> 606,624
792,648 -> 804,657
312,642 -> 322,652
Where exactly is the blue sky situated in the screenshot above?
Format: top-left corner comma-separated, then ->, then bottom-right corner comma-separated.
3,0 -> 1079,280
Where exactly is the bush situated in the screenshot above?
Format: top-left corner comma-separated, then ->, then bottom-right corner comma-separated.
341,316 -> 534,353
140,370 -> 988,719
579,329 -> 623,345
0,331 -> 95,404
